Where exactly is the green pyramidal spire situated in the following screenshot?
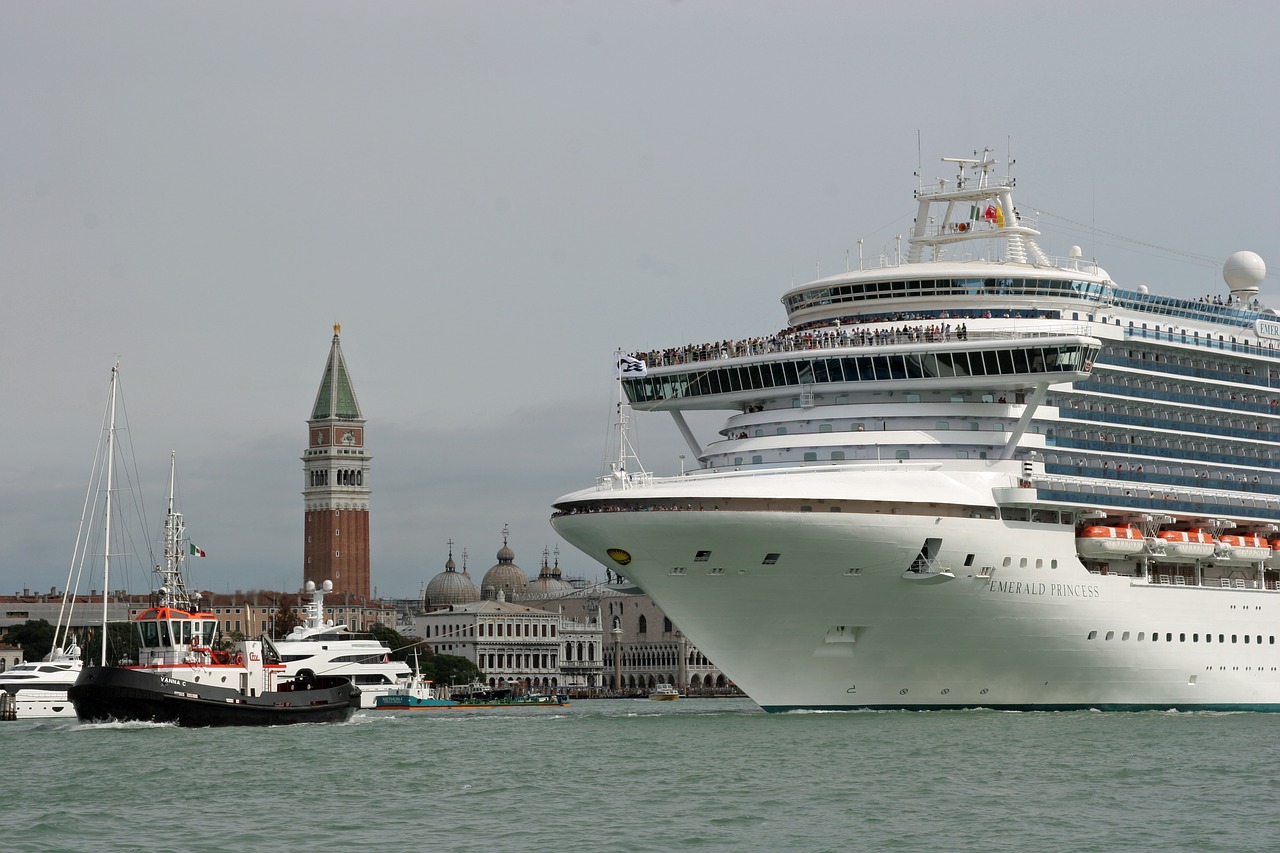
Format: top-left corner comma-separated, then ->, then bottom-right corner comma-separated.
311,323 -> 363,420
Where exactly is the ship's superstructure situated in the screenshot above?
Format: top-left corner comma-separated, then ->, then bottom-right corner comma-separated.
552,150 -> 1280,711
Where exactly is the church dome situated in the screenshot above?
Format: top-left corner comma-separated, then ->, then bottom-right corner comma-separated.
482,526 -> 528,600
424,544 -> 479,609
526,546 -> 574,598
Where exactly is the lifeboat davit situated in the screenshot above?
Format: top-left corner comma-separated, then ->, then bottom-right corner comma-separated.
1076,525 -> 1145,558
1156,529 -> 1217,560
1216,534 -> 1272,563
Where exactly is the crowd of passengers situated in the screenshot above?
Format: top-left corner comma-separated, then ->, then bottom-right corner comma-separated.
630,308 -> 1061,368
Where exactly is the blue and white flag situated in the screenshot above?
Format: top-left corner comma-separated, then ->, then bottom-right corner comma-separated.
617,354 -> 648,377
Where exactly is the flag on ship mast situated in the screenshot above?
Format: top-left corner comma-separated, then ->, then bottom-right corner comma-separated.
617,354 -> 648,377
189,543 -> 206,558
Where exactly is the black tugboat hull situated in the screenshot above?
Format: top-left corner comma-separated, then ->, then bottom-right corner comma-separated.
70,667 -> 358,727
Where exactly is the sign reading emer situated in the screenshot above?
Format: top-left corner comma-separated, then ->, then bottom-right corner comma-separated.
1255,318 -> 1280,340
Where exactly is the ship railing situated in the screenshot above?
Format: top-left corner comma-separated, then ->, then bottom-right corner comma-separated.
632,324 -> 1093,369
594,471 -> 655,491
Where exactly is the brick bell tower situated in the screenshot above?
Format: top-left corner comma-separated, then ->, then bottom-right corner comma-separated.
303,324 -> 371,598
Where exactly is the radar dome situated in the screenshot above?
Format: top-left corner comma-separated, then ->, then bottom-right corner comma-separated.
1137,285 -> 1149,295
1223,251 -> 1266,298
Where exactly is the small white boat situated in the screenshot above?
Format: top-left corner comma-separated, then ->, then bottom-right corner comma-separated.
648,683 -> 680,701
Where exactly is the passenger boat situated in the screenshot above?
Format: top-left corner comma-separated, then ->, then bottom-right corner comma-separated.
552,148 -> 1280,712
266,579 -> 411,709
0,653 -> 80,720
373,668 -> 569,710
648,683 -> 681,700
70,448 -> 358,726
374,690 -> 570,711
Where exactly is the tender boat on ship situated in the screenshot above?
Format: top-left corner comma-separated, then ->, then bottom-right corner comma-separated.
552,148 -> 1280,712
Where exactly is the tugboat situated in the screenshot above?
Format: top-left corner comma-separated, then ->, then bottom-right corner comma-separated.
70,449 -> 359,726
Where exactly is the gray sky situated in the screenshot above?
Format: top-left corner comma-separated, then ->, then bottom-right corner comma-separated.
4,1 -> 1278,600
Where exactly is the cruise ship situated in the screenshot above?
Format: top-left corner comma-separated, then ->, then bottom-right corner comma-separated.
551,150 -> 1280,712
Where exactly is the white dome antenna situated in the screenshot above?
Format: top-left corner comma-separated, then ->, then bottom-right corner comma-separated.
1223,251 -> 1266,300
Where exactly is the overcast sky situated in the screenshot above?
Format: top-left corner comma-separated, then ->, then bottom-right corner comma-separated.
3,1 -> 1278,600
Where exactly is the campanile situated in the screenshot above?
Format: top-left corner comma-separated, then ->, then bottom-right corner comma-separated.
302,324 -> 371,598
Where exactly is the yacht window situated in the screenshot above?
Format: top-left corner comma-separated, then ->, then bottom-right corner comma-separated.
762,553 -> 780,565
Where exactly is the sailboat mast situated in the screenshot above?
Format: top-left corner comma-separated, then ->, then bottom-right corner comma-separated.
100,363 -> 118,666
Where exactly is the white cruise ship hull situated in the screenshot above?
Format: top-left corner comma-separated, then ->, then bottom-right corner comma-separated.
554,469 -> 1280,711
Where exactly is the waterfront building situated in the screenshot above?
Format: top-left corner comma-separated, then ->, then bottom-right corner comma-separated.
415,594 -> 602,690
303,324 -> 372,598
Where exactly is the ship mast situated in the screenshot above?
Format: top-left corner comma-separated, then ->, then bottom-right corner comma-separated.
99,363 -> 119,666
155,451 -> 191,611
612,350 -> 648,484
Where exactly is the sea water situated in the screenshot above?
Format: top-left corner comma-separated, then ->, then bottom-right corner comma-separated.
4,699 -> 1277,853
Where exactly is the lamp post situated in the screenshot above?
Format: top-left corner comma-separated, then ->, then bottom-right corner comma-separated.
679,454 -> 685,476
611,624 -> 623,695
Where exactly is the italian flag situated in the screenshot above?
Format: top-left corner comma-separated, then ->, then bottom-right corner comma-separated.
189,543 -> 206,558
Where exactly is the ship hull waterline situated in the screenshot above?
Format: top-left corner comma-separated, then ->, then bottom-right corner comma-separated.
70,666 -> 359,726
552,501 -> 1280,712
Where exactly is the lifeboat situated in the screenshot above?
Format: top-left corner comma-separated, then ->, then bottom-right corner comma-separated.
1076,525 -> 1145,558
1216,534 -> 1272,563
1156,529 -> 1217,560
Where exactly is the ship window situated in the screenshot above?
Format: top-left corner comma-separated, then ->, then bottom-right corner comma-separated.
906,394 -> 921,403
895,450 -> 910,459
762,553 -> 780,565
937,421 -> 950,430
1233,635 -> 1238,643
1206,634 -> 1212,643
819,423 -> 833,433
852,423 -> 864,432
1105,631 -> 1114,641
831,451 -> 845,461
694,551 -> 711,561
1137,632 -> 1145,640
1002,557 -> 1011,567
803,452 -> 817,462
830,506 -> 842,512
1193,633 -> 1199,642
1088,631 -> 1097,640
1122,631 -> 1130,641
950,395 -> 964,403
1245,635 -> 1250,644
777,427 -> 787,435
1153,633 -> 1159,642
1166,633 -> 1173,642
982,394 -> 995,403
752,455 -> 763,464
956,451 -> 969,459
969,422 -> 980,431
964,554 -> 975,566
755,429 -> 764,437
1220,634 -> 1225,643
1036,559 -> 1043,568
734,457 -> 743,465
800,506 -> 812,512
1180,633 -> 1186,642
1019,558 -> 1028,567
